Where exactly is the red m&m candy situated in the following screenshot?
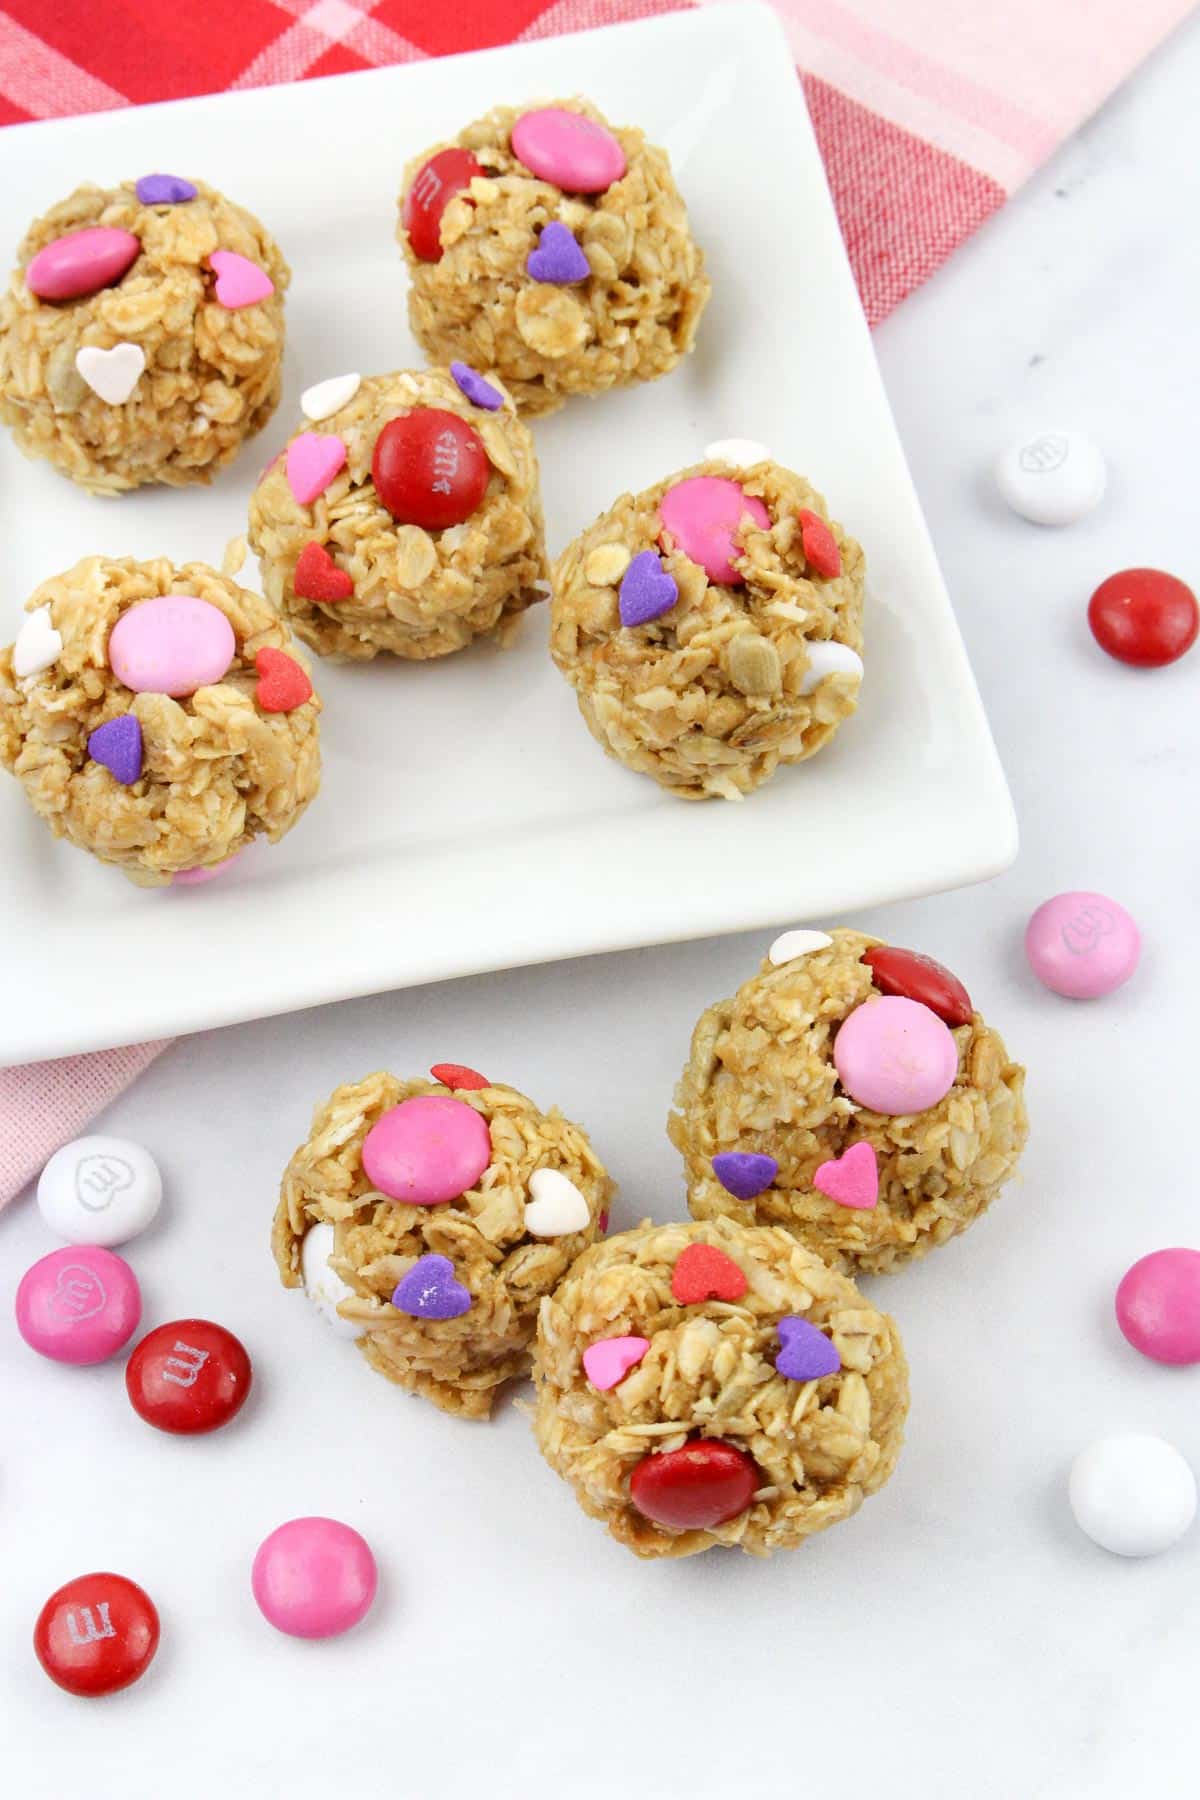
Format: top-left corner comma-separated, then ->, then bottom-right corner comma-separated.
1087,568 -> 1198,668
34,1572 -> 159,1697
125,1318 -> 252,1434
862,945 -> 973,1028
629,1439 -> 759,1530
372,409 -> 490,530
403,148 -> 483,262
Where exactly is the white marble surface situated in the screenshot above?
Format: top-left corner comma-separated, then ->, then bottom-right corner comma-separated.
4,15 -> 1200,1796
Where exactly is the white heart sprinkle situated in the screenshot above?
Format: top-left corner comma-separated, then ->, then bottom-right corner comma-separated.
705,437 -> 772,467
769,928 -> 833,966
301,372 -> 361,422
524,1168 -> 590,1238
13,605 -> 63,678
798,641 -> 864,696
75,342 -> 145,406
301,1221 -> 366,1340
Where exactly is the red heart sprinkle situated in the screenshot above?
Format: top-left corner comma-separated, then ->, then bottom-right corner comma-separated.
294,542 -> 353,603
430,1062 -> 489,1090
798,508 -> 841,579
671,1243 -> 748,1305
254,647 -> 312,713
862,945 -> 973,1028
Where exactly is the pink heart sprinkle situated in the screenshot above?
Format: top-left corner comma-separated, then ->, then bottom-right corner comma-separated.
286,432 -> 348,506
582,1335 -> 650,1391
813,1141 -> 878,1210
209,249 -> 274,309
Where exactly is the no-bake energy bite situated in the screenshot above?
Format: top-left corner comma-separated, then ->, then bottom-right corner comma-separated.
399,101 -> 709,416
532,1217 -> 908,1559
272,1068 -> 614,1419
550,450 -> 865,799
0,176 -> 287,494
247,365 -> 547,660
670,928 -> 1028,1274
0,556 -> 320,885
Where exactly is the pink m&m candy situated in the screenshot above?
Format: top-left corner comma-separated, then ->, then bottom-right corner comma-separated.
252,1517 -> 377,1639
16,1245 -> 141,1365
108,595 -> 236,697
511,107 -> 627,193
1116,1250 -> 1200,1366
834,996 -> 959,1115
26,227 -> 140,301
659,477 -> 771,585
361,1095 -> 491,1205
1024,891 -> 1140,999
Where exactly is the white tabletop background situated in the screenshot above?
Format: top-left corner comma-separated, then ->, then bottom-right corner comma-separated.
3,14 -> 1199,1797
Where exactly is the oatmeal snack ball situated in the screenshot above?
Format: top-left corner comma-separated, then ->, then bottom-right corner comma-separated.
551,450 -> 865,799
0,174 -> 288,494
273,1067 -> 614,1419
533,1217 -> 907,1559
248,365 -> 547,661
0,556 -> 321,885
399,100 -> 709,416
671,928 -> 1028,1275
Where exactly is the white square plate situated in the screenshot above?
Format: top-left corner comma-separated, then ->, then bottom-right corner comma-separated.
0,2 -> 1015,1063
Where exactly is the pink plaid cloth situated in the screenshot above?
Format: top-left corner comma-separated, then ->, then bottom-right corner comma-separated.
0,0 -> 1191,1202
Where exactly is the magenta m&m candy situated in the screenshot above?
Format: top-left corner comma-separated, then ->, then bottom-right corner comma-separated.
1024,891 -> 1140,998
833,997 -> 959,1115
1115,1250 -> 1200,1366
16,1244 -> 141,1365
34,1572 -> 160,1696
510,108 -> 627,193
658,477 -> 771,585
108,595 -> 236,697
26,227 -> 140,301
361,1095 -> 491,1205
1087,568 -> 1199,668
251,1517 -> 377,1639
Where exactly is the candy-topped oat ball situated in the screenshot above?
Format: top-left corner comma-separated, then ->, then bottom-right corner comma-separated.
247,366 -> 547,660
398,101 -> 709,416
670,928 -> 1028,1274
0,177 -> 287,494
532,1218 -> 908,1558
272,1068 -> 613,1419
0,557 -> 320,884
550,448 -> 864,798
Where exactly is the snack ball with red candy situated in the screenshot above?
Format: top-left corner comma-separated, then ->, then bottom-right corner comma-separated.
670,927 -> 1028,1274
532,1218 -> 908,1558
248,366 -> 548,661
397,99 -> 710,417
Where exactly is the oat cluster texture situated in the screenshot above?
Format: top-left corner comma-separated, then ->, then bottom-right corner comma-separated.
0,181 -> 288,493
399,100 -> 710,416
532,1216 -> 909,1558
670,928 -> 1028,1273
273,1073 -> 615,1419
551,457 -> 865,798
0,557 -> 322,885
248,366 -> 547,660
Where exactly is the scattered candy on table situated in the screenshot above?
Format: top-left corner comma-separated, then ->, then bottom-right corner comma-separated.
126,1319 -> 252,1434
861,944 -> 974,1026
36,1134 -> 162,1247
300,1222 -> 366,1340
34,1572 -> 160,1697
813,1141 -> 879,1210
1087,567 -> 1198,668
1068,1434 -> 1196,1557
711,1151 -> 777,1201
523,1167 -> 590,1237
629,1440 -> 760,1531
361,1094 -> 492,1205
658,476 -> 770,585
774,1316 -> 841,1381
251,1517 -> 377,1639
74,342 -> 145,406
16,1245 -> 141,1365
1024,891 -> 1140,998
107,595 -> 236,697
993,429 -> 1107,525
511,107 -> 627,191
393,1253 -> 472,1320
285,431 -> 347,506
670,1242 -> 748,1304
26,226 -> 141,301
370,408 -> 490,529
300,371 -> 361,421
833,995 -> 959,1114
1115,1249 -> 1200,1365
208,248 -> 275,309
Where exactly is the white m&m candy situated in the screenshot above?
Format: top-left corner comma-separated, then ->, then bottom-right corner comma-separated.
1069,1433 -> 1196,1557
37,1135 -> 162,1247
994,429 -> 1106,526
301,1222 -> 366,1339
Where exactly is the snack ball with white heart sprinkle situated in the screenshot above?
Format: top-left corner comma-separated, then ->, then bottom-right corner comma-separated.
550,456 -> 865,799
247,365 -> 547,661
0,555 -> 320,885
0,177 -> 287,493
532,1217 -> 908,1558
398,99 -> 710,417
669,927 -> 1027,1273
272,1070 -> 613,1419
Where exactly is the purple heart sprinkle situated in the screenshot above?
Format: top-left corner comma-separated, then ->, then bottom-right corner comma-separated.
450,361 -> 503,412
526,221 -> 590,285
711,1150 -> 778,1200
775,1316 -> 841,1383
618,550 -> 678,628
392,1253 -> 471,1321
87,713 -> 143,786
135,173 -> 198,206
